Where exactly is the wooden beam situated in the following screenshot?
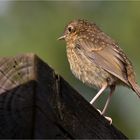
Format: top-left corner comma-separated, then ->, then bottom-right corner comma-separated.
0,53 -> 127,139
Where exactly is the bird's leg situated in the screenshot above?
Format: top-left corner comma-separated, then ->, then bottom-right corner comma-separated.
101,85 -> 116,124
90,84 -> 115,125
90,83 -> 107,104
101,85 -> 115,115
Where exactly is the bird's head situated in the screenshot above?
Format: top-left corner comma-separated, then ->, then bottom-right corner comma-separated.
58,19 -> 98,44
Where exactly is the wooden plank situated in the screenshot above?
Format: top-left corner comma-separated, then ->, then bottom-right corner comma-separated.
0,53 -> 128,139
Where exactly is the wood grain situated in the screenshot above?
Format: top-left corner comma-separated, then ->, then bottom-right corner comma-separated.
0,53 -> 128,139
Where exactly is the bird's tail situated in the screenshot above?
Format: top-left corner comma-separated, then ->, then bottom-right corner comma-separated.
131,83 -> 140,98
128,76 -> 140,98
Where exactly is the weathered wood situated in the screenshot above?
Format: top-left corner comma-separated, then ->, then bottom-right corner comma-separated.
0,53 -> 127,139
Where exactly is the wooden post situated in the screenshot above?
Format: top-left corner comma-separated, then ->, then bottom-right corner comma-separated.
0,53 -> 127,139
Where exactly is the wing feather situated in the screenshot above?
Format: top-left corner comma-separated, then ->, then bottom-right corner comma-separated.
76,39 -> 130,86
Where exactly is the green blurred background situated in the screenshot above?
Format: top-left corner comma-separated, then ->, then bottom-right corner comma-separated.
0,1 -> 140,138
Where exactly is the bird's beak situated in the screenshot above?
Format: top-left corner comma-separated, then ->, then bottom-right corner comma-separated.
57,35 -> 66,41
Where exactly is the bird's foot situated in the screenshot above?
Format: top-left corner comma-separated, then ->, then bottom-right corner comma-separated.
97,109 -> 112,125
97,108 -> 102,114
104,116 -> 112,125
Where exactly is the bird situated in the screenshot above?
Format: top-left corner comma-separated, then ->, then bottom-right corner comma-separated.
58,19 -> 140,124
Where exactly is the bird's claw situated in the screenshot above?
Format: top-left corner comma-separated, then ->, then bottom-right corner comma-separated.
96,108 -> 112,125
104,116 -> 112,125
97,108 -> 102,114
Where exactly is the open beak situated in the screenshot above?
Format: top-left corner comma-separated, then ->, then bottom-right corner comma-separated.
57,35 -> 66,40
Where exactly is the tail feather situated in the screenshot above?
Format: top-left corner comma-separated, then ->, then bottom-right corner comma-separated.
127,72 -> 140,98
131,83 -> 140,98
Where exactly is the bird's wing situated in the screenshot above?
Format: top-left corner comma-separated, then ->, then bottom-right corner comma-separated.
76,38 -> 131,86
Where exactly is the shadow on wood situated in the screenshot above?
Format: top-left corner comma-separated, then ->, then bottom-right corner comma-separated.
0,53 -> 127,139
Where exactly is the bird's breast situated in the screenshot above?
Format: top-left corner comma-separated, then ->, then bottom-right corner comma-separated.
66,47 -> 115,88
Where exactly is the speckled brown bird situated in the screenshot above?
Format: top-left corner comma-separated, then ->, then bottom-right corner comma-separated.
58,19 -> 140,123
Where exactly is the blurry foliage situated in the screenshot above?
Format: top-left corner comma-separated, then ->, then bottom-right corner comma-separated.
0,1 -> 140,138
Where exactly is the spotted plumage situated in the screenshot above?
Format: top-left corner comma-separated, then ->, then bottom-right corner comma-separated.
58,19 -> 140,124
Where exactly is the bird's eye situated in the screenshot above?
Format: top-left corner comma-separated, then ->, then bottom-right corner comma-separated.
68,25 -> 74,33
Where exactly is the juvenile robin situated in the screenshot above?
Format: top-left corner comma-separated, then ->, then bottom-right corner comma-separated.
58,19 -> 140,124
